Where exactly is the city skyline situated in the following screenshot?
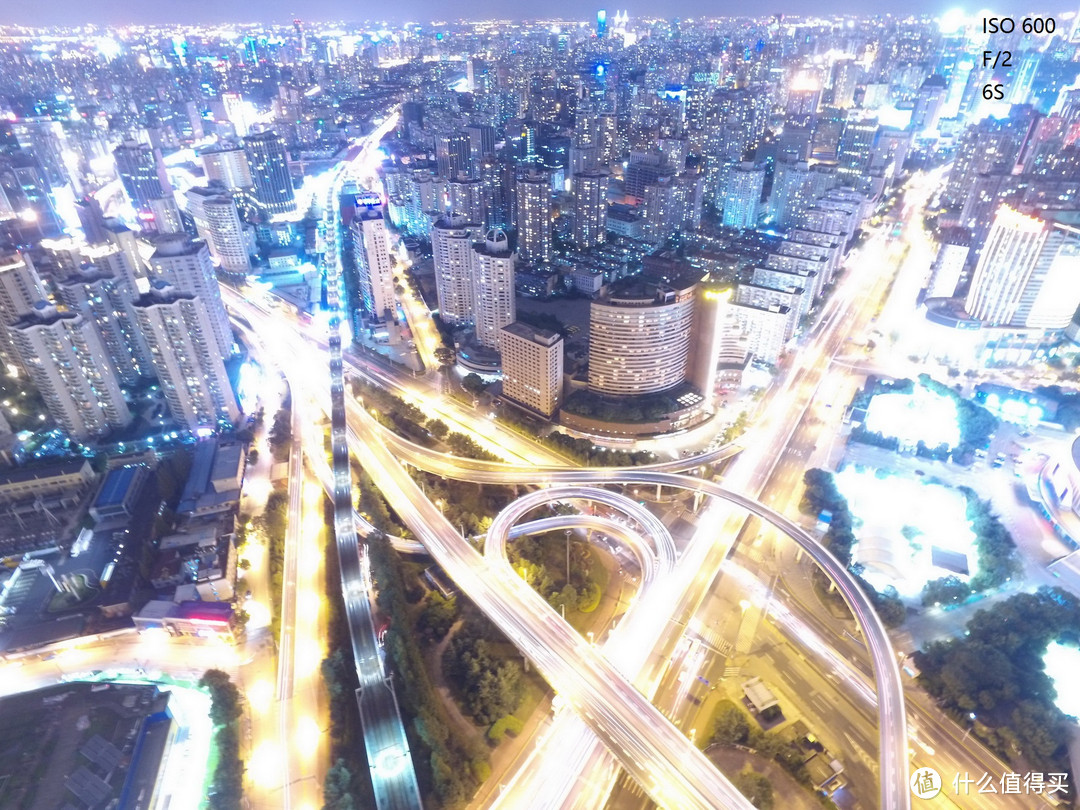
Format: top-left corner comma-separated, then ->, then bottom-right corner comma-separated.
1,3 -> 1075,27
0,6 -> 1078,810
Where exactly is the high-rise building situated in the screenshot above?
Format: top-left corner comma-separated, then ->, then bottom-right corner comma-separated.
147,235 -> 234,359
57,266 -> 143,385
113,141 -> 164,210
12,302 -> 131,440
910,75 -> 948,133
572,171 -> 608,249
436,133 -> 471,179
471,229 -> 516,350
432,216 -> 476,326
926,238 -> 970,299
448,176 -> 486,224
200,145 -> 253,191
186,187 -> 252,273
243,131 -> 296,214
721,162 -> 765,230
222,93 -> 251,137
132,282 -> 240,432
464,124 -> 496,171
588,276 -> 698,396
479,156 -> 511,230
514,170 -> 551,264
352,198 -> 396,322
148,196 -> 184,235
965,207 -> 1080,330
0,251 -> 47,369
501,321 -> 564,417
728,301 -> 792,364
837,118 -> 879,186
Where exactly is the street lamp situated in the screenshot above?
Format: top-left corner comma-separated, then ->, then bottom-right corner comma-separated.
565,529 -> 572,584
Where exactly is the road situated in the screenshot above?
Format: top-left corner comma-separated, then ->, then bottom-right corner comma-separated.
322,113 -> 425,810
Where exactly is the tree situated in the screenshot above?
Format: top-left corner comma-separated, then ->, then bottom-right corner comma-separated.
323,759 -> 356,810
434,346 -> 456,368
417,592 -> 458,640
462,373 -> 487,396
732,768 -> 774,810
711,701 -> 750,745
201,669 -> 242,725
427,418 -> 449,440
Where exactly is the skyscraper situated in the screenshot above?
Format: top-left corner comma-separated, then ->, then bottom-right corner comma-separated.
352,198 -> 396,323
12,302 -> 131,440
572,171 -> 608,249
965,207 -> 1080,330
436,133 -> 472,179
113,141 -> 164,210
132,282 -> 240,432
243,130 -> 296,214
514,170 -> 551,265
147,235 -> 234,359
471,229 -> 516,350
186,187 -> 253,273
432,216 -> 476,326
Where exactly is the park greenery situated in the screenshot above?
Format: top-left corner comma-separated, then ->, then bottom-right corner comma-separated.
799,469 -> 906,627
442,615 -> 526,725
508,527 -> 606,616
321,497 -> 376,810
921,488 -> 1020,606
366,529 -> 490,806
562,387 -> 691,424
350,377 -> 502,462
255,488 -> 288,640
709,700 -> 818,803
268,403 -> 292,462
496,404 -> 657,466
849,375 -> 998,461
200,669 -> 244,810
915,588 -> 1080,787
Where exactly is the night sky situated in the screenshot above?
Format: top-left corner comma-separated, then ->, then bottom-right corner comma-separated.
0,0 -> 1064,28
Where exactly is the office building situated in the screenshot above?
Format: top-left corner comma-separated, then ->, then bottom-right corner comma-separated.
572,171 -> 608,249
243,130 -> 296,214
965,207 -> 1080,330
200,145 -> 253,191
113,141 -> 165,210
186,187 -> 252,273
436,132 -> 471,179
352,199 -> 396,322
588,276 -> 698,396
500,322 -> 564,417
147,235 -> 234,359
133,282 -> 240,432
471,228 -> 516,350
514,170 -> 552,265
432,216 -> 476,325
11,303 -> 131,440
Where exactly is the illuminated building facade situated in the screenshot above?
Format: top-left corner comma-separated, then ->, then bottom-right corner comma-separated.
500,321 -> 564,417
